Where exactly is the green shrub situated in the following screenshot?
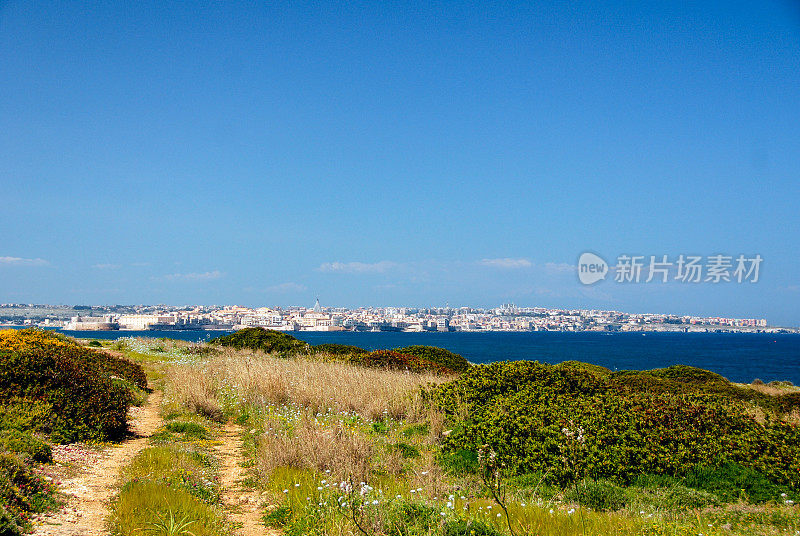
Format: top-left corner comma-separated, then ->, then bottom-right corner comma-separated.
371,421 -> 389,435
97,352 -> 148,390
351,350 -> 452,374
438,449 -> 479,476
391,442 -> 420,459
263,505 -> 293,528
565,479 -> 627,511
0,452 -> 58,532
0,504 -> 23,536
434,360 -> 800,490
443,518 -> 505,536
0,398 -> 53,434
393,346 -> 471,372
0,329 -> 144,442
88,340 -> 103,347
401,423 -> 429,438
0,430 -> 52,463
683,462 -> 790,503
209,328 -> 309,356
390,500 -> 440,534
165,421 -> 208,439
312,343 -> 367,356
557,360 -> 612,377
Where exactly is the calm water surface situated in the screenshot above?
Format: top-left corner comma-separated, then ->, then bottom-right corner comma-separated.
48,329 -> 800,385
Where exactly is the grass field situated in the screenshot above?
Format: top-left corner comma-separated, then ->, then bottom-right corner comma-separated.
3,330 -> 798,536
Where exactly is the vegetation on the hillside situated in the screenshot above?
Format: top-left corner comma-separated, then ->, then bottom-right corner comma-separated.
100,336 -> 800,536
209,327 -> 309,355
111,442 -> 226,536
0,330 -> 147,534
7,330 -> 798,536
0,329 -> 146,442
311,342 -> 368,355
212,328 -> 464,373
433,361 -> 800,495
394,345 -> 472,372
349,349 -> 458,374
0,451 -> 59,535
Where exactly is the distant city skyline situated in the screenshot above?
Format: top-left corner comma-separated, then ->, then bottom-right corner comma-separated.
1,301 -> 783,332
0,299 -> 790,329
1,1 -> 798,324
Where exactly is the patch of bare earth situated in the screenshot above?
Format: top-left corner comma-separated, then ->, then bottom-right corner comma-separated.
213,424 -> 279,536
31,390 -> 163,536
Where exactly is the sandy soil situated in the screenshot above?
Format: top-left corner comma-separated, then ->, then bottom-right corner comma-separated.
29,392 -> 279,535
212,424 -> 279,536
31,390 -> 164,536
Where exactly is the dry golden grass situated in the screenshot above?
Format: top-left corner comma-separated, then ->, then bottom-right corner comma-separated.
258,415 -> 375,482
167,348 -> 447,422
163,346 -> 454,491
739,379 -> 799,396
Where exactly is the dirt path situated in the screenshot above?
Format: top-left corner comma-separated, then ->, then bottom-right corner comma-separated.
32,390 -> 163,536
213,424 -> 279,536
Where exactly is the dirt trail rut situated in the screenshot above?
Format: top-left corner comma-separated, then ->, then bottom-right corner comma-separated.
31,391 -> 163,536
213,424 -> 279,536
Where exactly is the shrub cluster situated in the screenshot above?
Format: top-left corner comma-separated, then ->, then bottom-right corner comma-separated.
0,452 -> 58,535
350,350 -> 455,374
434,360 -> 800,491
0,430 -> 52,463
0,329 -> 146,442
209,328 -> 309,356
210,329 -> 467,375
311,343 -> 368,355
394,345 -> 471,372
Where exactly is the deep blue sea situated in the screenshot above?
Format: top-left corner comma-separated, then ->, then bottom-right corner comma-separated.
44,328 -> 800,385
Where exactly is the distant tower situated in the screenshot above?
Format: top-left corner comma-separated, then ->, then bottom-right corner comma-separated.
313,298 -> 321,312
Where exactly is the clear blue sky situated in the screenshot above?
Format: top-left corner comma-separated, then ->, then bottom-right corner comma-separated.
1,1 -> 798,325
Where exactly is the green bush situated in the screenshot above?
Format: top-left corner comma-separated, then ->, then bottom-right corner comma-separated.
0,430 -> 52,463
165,421 -> 208,440
401,423 -> 429,438
0,504 -> 23,536
391,442 -> 420,459
565,479 -> 627,511
438,449 -> 479,476
371,421 -> 389,435
0,452 -> 58,532
433,361 -> 800,490
263,505 -> 293,528
393,346 -> 471,372
0,398 -> 53,434
312,343 -> 367,356
391,500 -> 440,534
0,329 -> 144,442
683,462 -> 791,503
442,518 -> 505,536
88,340 -> 103,347
351,350 -> 453,374
209,328 -> 309,356
97,352 -> 148,390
